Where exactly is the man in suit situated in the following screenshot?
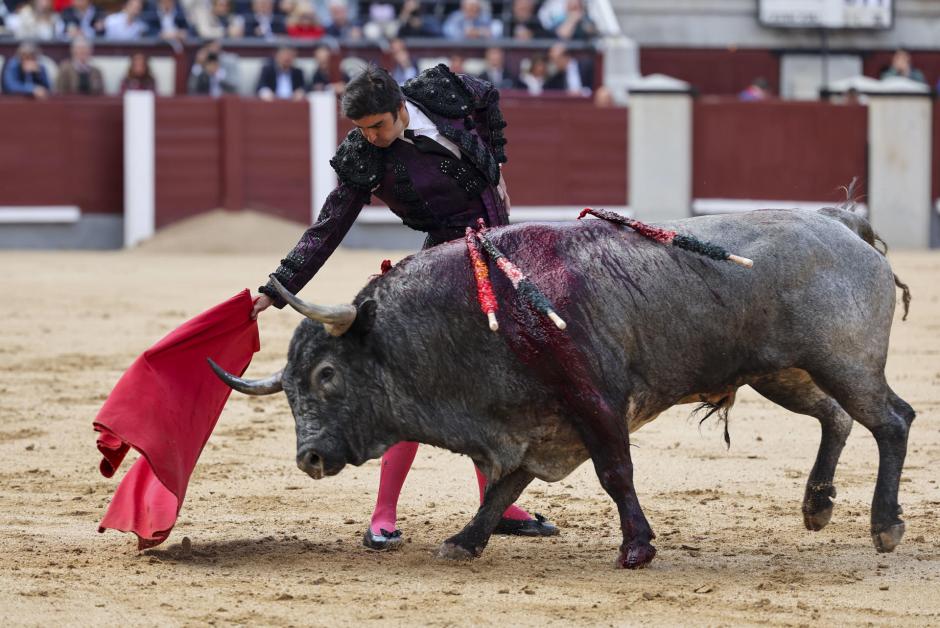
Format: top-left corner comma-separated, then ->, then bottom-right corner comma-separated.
477,46 -> 524,90
55,36 -> 105,95
143,0 -> 193,40
243,0 -> 285,39
256,46 -> 305,101
251,65 -> 559,550
190,52 -> 236,97
58,0 -> 105,39
543,42 -> 593,95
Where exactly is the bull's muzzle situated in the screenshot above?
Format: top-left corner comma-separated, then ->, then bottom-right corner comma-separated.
296,447 -> 345,480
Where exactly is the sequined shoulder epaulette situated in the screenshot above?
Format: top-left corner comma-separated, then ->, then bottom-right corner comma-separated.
330,129 -> 385,191
402,64 -> 475,119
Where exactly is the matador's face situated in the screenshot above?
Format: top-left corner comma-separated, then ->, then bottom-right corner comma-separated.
351,101 -> 408,149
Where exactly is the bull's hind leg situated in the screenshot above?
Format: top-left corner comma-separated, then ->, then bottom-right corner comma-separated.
437,469 -> 535,561
809,367 -> 914,553
750,369 -> 853,530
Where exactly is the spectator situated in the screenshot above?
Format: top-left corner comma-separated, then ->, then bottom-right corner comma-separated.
362,2 -> 396,40
55,37 -> 104,95
544,43 -> 592,95
521,53 -> 547,95
478,46 -> 523,90
103,0 -> 146,39
395,0 -> 440,38
738,77 -> 770,101
538,0 -> 592,33
286,2 -> 325,39
5,0 -> 60,40
120,52 -> 156,92
554,0 -> 597,40
442,0 -> 494,40
192,0 -> 244,39
308,43 -> 347,92
144,0 -> 192,40
503,0 -> 550,40
880,49 -> 926,84
257,46 -> 305,101
244,0 -> 286,39
1,42 -> 51,99
58,0 -> 105,39
388,37 -> 417,84
189,40 -> 241,94
190,51 -> 236,96
324,0 -> 360,40
449,53 -> 465,74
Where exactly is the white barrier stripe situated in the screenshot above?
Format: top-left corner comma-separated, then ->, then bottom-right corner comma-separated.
0,207 -> 81,223
309,91 -> 338,223
123,90 -> 155,247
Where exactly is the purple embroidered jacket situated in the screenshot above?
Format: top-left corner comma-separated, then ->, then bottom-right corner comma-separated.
260,64 -> 509,307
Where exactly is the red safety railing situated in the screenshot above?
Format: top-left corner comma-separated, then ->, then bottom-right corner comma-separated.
0,98 -> 123,213
693,98 -> 868,202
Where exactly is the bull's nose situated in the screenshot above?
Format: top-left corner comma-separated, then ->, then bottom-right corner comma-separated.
297,449 -> 325,479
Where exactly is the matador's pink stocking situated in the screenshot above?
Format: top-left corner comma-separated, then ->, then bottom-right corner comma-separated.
475,467 -> 531,520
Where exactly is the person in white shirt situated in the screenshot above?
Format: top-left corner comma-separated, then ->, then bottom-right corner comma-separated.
103,0 -> 147,40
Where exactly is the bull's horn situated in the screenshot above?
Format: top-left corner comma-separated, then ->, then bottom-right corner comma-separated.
269,276 -> 357,336
207,358 -> 283,395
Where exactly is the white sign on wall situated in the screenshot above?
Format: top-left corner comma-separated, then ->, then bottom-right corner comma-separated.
759,0 -> 893,29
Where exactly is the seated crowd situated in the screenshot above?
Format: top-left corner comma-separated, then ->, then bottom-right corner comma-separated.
0,0 -> 599,42
2,34 -> 598,99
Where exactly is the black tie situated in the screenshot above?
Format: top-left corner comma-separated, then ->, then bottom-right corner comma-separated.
403,129 -> 454,158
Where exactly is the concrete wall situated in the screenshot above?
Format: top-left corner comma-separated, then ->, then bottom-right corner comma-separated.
613,0 -> 940,49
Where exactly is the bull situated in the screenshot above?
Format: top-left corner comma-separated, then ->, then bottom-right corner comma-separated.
211,206 -> 914,569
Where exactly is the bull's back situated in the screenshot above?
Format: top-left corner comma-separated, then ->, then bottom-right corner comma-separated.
487,210 -> 896,393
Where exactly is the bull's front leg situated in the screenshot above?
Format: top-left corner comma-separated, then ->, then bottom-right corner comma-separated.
577,421 -> 657,569
437,468 -> 535,561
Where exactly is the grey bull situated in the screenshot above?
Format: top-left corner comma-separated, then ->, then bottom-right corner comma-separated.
212,206 -> 914,569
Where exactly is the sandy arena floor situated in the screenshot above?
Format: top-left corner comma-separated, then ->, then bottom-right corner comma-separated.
1,219 -> 939,626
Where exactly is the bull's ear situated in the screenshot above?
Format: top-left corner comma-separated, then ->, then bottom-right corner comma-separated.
349,298 -> 377,336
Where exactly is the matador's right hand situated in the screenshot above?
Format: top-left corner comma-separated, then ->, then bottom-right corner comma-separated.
251,294 -> 274,319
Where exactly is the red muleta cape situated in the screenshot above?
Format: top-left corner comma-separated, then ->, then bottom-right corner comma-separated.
94,290 -> 260,549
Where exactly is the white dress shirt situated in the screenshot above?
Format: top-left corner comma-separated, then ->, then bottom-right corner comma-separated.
399,100 -> 461,159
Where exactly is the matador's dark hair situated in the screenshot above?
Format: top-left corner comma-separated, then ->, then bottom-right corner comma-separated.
341,64 -> 404,121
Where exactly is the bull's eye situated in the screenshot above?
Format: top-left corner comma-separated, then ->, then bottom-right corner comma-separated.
311,362 -> 344,397
317,366 -> 335,384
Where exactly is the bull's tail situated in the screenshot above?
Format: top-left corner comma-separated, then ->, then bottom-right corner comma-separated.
817,178 -> 912,321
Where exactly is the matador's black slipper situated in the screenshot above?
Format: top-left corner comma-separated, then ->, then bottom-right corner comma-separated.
362,527 -> 404,551
493,513 -> 559,537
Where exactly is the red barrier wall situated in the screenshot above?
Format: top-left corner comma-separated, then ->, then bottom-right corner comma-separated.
154,97 -> 311,227
155,98 -> 223,227
0,98 -> 123,213
502,98 -> 627,206
641,48 -> 780,96
693,98 -> 867,201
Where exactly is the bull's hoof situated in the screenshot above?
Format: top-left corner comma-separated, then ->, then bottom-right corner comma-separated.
802,484 -> 836,531
616,541 -> 657,569
436,541 -> 478,562
871,522 -> 905,553
803,506 -> 834,531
